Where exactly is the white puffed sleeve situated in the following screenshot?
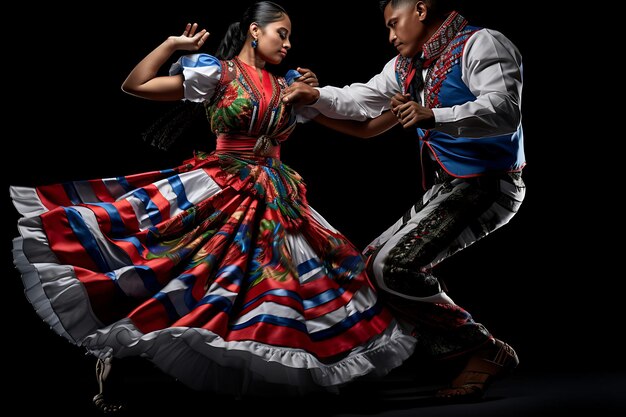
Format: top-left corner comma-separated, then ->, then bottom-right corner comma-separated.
169,53 -> 222,102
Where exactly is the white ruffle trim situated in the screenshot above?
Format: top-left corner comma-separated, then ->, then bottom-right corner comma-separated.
13,224 -> 417,395
10,186 -> 48,217
13,236 -> 103,343
82,318 -> 415,394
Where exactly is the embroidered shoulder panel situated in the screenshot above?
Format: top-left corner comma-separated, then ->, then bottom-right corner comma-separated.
425,27 -> 480,108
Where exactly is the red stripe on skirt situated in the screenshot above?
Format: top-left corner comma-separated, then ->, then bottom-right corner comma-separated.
115,199 -> 141,233
243,272 -> 367,305
237,278 -> 365,320
238,293 -> 304,317
74,267 -> 135,325
41,208 -> 100,271
127,297 -> 172,334
143,184 -> 172,222
123,171 -> 170,189
303,296 -> 350,320
90,179 -> 115,203
114,239 -> 146,263
89,205 -> 112,235
128,298 -> 393,358
239,274 -> 364,318
245,276 -> 300,301
225,309 -> 393,358
186,262 -> 219,302
175,306 -> 229,335
36,184 -> 73,210
300,273 -> 369,298
147,257 -> 178,287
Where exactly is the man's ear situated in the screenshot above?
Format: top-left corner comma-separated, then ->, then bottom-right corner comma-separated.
416,1 -> 428,21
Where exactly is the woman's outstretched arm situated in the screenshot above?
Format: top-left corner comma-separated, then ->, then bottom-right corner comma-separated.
121,23 -> 210,101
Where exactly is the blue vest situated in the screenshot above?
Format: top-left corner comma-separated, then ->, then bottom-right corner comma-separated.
396,26 -> 525,177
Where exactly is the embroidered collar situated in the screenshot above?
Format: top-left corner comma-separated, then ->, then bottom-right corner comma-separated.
422,11 -> 468,65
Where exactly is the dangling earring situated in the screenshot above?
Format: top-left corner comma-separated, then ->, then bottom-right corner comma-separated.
251,39 -> 258,49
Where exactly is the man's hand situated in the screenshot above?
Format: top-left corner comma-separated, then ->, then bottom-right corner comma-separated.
295,67 -> 319,87
391,93 -> 435,129
282,82 -> 320,106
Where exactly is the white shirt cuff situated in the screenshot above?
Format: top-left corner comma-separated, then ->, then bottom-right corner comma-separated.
432,107 -> 455,125
310,88 -> 334,111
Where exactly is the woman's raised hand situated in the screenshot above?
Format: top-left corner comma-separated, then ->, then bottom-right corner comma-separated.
169,23 -> 210,51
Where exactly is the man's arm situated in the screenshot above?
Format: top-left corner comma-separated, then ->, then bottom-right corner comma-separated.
313,110 -> 398,138
432,29 -> 523,138
284,57 -> 401,121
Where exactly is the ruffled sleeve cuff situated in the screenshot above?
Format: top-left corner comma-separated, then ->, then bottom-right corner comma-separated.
169,53 -> 221,102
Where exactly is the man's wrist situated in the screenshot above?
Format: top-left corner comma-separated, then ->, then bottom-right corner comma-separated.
308,88 -> 321,105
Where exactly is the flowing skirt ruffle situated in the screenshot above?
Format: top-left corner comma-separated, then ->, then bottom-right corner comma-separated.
11,151 -> 415,395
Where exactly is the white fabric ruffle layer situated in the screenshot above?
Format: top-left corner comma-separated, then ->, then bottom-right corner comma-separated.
12,185 -> 417,395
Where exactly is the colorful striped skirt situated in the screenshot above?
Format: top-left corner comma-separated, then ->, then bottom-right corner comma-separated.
11,151 -> 414,394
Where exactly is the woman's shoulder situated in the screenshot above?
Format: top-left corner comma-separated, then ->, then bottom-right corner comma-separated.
168,54 -> 224,100
171,53 -> 222,73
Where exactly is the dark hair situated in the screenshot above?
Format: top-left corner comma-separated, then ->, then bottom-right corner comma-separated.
143,1 -> 289,151
216,1 -> 288,59
378,0 -> 459,17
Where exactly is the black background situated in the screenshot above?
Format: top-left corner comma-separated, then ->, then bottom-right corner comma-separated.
3,1 -> 620,414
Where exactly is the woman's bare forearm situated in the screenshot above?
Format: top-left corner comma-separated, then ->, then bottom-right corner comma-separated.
121,24 -> 209,101
121,38 -> 183,101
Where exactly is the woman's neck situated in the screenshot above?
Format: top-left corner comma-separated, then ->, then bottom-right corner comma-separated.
237,45 -> 266,69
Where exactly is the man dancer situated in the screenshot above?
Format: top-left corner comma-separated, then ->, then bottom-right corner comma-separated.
284,0 -> 525,401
